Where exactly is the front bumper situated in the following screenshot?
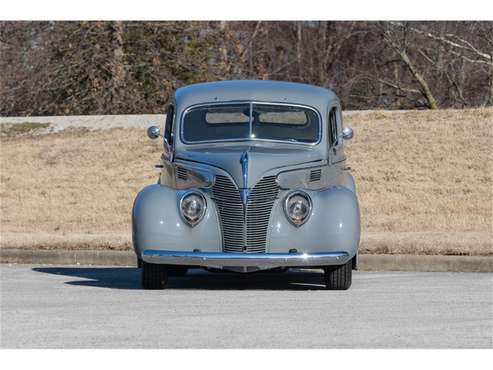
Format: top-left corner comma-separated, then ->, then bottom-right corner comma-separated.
142,249 -> 350,269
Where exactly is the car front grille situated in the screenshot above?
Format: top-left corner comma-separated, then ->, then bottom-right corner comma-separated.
212,175 -> 279,253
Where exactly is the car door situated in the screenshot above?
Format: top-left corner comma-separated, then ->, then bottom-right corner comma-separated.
164,104 -> 174,147
328,106 -> 345,165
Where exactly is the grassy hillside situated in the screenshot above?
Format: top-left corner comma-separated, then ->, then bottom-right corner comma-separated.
1,109 -> 492,255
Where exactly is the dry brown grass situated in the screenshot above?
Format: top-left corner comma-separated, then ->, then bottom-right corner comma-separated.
1,108 -> 492,255
344,108 -> 493,233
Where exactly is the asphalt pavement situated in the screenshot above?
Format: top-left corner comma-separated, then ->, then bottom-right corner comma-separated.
1,264 -> 491,348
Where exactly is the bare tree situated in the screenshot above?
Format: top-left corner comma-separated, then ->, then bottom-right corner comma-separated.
377,22 -> 439,109
110,21 -> 126,108
401,21 -> 493,106
1,21 -> 491,116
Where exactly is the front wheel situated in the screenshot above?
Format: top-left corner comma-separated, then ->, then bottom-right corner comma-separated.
167,266 -> 188,277
142,261 -> 168,289
323,260 -> 352,290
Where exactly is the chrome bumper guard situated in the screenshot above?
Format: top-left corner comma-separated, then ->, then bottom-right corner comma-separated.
142,250 -> 350,268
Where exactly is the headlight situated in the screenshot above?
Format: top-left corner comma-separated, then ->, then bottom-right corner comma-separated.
179,191 -> 206,227
284,191 -> 312,227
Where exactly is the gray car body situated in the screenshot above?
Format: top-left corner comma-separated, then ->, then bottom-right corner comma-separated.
132,80 -> 360,271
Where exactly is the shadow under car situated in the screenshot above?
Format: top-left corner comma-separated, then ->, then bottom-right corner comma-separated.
32,266 -> 328,291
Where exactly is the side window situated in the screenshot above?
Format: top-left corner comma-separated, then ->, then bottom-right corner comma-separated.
328,107 -> 338,147
164,105 -> 174,144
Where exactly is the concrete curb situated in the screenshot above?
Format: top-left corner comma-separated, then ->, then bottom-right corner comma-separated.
0,249 -> 135,266
359,254 -> 492,272
1,249 -> 491,272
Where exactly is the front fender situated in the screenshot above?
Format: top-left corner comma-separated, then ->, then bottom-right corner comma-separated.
132,184 -> 222,257
268,186 -> 360,257
341,171 -> 356,193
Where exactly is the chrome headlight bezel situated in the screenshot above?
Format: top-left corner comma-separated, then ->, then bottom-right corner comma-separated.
179,190 -> 207,227
283,190 -> 312,227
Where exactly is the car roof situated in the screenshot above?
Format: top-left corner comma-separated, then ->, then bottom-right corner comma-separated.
174,80 -> 338,112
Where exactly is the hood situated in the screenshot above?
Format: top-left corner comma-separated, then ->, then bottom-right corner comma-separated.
176,144 -> 323,188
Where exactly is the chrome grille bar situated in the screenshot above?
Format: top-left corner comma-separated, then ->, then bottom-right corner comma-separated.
212,175 -> 245,252
212,174 -> 279,253
246,176 -> 278,252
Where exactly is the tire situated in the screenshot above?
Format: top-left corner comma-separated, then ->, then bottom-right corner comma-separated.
142,261 -> 168,289
167,266 -> 188,277
323,260 -> 352,290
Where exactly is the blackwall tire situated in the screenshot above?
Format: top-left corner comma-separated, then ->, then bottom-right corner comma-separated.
167,266 -> 188,277
142,261 -> 168,289
324,260 -> 352,290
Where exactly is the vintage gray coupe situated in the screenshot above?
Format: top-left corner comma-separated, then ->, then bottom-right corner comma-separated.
133,80 -> 360,290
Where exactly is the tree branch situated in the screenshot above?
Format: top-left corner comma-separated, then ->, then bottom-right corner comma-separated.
389,21 -> 493,65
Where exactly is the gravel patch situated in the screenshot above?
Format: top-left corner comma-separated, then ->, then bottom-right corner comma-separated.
0,114 -> 165,132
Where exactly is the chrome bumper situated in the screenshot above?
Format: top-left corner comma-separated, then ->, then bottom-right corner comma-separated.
142,249 -> 350,268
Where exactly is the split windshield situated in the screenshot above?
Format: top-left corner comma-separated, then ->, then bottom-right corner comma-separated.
182,103 -> 320,144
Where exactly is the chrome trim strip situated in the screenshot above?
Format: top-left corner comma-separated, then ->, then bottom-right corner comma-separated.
240,151 -> 249,189
276,164 -> 331,191
142,250 -> 350,267
248,101 -> 253,137
159,161 -> 214,189
179,100 -> 322,146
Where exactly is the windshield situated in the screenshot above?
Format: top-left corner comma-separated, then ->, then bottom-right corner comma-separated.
182,103 -> 320,144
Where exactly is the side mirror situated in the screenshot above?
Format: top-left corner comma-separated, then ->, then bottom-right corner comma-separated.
147,125 -> 161,139
342,127 -> 354,140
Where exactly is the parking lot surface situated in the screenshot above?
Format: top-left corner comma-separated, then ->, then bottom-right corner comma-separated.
1,265 -> 491,348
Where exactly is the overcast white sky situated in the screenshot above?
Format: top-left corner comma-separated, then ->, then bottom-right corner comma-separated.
1,0 -> 492,20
